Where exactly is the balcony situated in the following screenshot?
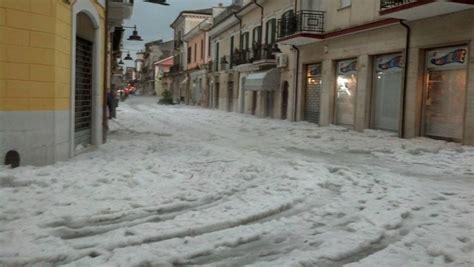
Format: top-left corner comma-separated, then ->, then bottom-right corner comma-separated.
168,64 -> 183,74
232,44 -> 276,68
206,61 -> 214,73
379,0 -> 474,20
277,10 -> 325,46
108,0 -> 134,27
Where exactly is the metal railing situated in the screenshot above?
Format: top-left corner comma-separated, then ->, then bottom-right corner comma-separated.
232,44 -> 276,66
380,0 -> 416,10
110,0 -> 134,4
277,10 -> 325,39
207,61 -> 214,73
169,64 -> 182,74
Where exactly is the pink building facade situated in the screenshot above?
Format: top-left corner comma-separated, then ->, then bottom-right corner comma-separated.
153,56 -> 174,97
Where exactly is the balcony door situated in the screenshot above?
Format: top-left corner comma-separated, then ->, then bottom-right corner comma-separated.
279,10 -> 294,38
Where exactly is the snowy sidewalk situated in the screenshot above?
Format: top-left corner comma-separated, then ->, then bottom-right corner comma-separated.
1,96 -> 473,266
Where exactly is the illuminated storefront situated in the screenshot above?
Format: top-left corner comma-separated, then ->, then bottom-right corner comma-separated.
423,46 -> 468,142
335,59 -> 358,126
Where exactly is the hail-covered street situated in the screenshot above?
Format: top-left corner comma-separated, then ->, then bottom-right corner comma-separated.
1,96 -> 473,266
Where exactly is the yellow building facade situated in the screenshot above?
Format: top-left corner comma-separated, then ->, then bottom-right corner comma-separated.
0,0 -> 106,166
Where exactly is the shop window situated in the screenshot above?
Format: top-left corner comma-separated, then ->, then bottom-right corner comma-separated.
424,46 -> 468,141
372,53 -> 403,132
335,59 -> 357,126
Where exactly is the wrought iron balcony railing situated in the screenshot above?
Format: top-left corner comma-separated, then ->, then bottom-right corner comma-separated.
110,0 -> 134,4
169,64 -> 182,74
277,10 -> 325,40
380,0 -> 416,10
207,61 -> 214,73
232,44 -> 276,67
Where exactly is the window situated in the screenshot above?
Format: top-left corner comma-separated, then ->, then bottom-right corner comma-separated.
340,0 -> 351,8
230,36 -> 234,67
252,26 -> 262,47
201,39 -> 204,60
241,32 -> 250,50
266,19 -> 276,45
194,43 -> 197,62
187,46 -> 192,64
215,42 -> 219,71
208,37 -> 211,56
252,26 -> 262,58
280,10 -> 295,37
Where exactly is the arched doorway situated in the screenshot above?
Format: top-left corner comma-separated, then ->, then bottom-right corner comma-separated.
71,0 -> 103,156
240,77 -> 246,113
4,150 -> 20,168
265,91 -> 273,118
215,82 -> 220,109
227,81 -> 234,112
282,81 -> 289,120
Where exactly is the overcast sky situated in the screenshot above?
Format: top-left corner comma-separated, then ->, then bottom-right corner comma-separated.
122,0 -> 231,67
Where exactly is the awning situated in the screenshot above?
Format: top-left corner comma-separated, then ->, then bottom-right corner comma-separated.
244,68 -> 280,91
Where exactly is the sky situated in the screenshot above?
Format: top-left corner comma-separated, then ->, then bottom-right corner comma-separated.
122,0 -> 232,68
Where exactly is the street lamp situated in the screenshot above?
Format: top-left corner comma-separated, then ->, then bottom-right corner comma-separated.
118,59 -> 124,65
144,0 -> 170,5
124,51 -> 133,61
121,25 -> 143,41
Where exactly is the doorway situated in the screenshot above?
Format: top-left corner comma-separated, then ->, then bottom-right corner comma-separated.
215,82 -> 220,109
240,77 -> 246,113
423,46 -> 467,141
304,63 -> 322,124
335,59 -> 358,126
265,91 -> 273,117
228,81 -> 234,112
372,54 -> 403,132
282,81 -> 289,120
251,91 -> 257,115
74,37 -> 93,147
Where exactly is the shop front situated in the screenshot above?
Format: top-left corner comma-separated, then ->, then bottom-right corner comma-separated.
423,45 -> 468,142
335,59 -> 358,127
304,63 -> 322,124
244,68 -> 281,117
372,53 -> 403,132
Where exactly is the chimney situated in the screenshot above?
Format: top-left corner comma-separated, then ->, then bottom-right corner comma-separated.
218,3 -> 223,7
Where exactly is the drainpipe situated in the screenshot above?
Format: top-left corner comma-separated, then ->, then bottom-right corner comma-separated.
252,0 -> 264,52
103,0 -> 109,143
292,45 -> 300,121
400,20 -> 410,139
294,0 -> 298,12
